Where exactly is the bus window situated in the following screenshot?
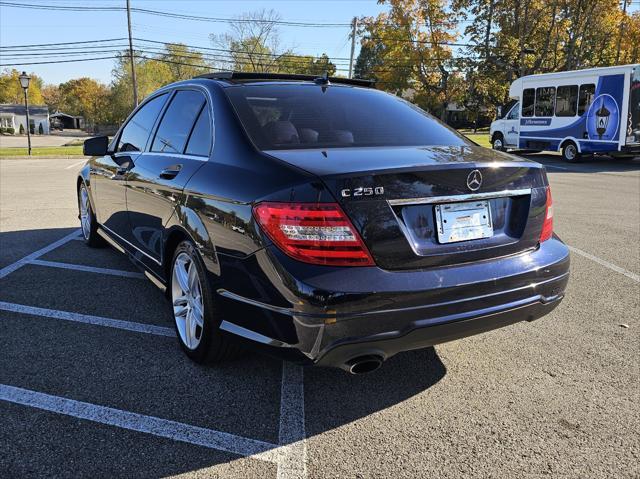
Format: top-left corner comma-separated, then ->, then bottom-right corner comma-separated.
578,84 -> 595,115
535,87 -> 555,117
522,89 -> 535,117
555,85 -> 578,116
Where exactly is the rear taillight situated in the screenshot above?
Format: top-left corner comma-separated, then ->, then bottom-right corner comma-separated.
540,186 -> 553,242
252,202 -> 375,266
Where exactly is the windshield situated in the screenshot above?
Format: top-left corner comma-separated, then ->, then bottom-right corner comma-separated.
224,84 -> 469,150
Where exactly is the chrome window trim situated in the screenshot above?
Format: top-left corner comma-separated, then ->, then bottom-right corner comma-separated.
137,151 -> 209,162
387,188 -> 532,206
99,224 -> 162,266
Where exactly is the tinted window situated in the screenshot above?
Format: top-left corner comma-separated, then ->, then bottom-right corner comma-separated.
522,89 -> 535,117
535,87 -> 555,117
152,90 -> 206,154
118,94 -> 168,152
507,102 -> 519,120
555,85 -> 578,116
578,84 -> 595,116
185,105 -> 212,156
225,85 -> 467,150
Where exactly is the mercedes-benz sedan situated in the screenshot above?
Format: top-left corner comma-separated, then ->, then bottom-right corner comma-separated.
78,72 -> 569,374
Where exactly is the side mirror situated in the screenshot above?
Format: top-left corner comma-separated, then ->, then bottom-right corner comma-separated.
83,136 -> 109,156
496,106 -> 502,118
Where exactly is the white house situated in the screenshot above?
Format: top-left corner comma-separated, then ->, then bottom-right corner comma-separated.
0,104 -> 50,135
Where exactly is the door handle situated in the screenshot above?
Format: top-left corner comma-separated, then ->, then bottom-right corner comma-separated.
159,164 -> 182,180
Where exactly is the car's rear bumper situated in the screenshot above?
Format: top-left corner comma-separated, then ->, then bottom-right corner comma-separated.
314,291 -> 564,368
215,237 -> 570,368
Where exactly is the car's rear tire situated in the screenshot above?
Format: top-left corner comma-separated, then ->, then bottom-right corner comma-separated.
170,240 -> 240,364
561,142 -> 581,163
492,133 -> 505,151
78,183 -> 104,247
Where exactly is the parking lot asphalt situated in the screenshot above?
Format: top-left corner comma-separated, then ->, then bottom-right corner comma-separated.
0,155 -> 638,478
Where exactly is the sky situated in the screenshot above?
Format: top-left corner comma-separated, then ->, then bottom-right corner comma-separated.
0,0 -> 389,85
1,0 -> 638,86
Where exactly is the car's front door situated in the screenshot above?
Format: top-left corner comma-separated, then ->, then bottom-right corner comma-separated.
91,93 -> 168,240
125,89 -> 212,271
503,101 -> 520,147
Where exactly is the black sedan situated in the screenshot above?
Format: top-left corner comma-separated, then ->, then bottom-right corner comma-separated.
79,72 -> 569,374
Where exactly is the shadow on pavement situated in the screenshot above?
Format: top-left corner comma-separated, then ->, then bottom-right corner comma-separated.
0,227 -> 446,477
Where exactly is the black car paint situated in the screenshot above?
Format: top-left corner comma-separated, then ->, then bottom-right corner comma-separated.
79,77 -> 570,369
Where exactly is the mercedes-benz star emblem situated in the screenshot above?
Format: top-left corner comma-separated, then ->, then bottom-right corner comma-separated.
466,170 -> 482,191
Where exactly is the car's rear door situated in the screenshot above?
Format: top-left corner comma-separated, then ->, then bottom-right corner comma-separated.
125,88 -> 212,270
92,92 -> 168,240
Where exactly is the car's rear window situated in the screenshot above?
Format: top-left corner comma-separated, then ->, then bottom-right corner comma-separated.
224,84 -> 468,150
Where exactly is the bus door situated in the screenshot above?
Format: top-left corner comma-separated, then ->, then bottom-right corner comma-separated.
628,67 -> 640,145
504,101 -> 520,147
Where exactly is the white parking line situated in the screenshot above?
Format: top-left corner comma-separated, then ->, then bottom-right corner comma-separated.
64,159 -> 87,170
0,229 -> 81,279
277,362 -> 307,479
0,302 -> 175,337
29,259 -> 146,279
568,246 -> 640,283
0,384 -> 282,463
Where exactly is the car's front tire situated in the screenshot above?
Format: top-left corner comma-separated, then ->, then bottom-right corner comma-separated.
78,183 -> 103,247
170,240 -> 239,363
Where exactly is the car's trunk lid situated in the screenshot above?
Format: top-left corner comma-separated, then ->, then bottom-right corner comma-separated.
264,145 -> 548,270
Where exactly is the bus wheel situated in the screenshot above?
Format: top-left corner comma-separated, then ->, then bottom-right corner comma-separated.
492,134 -> 505,151
561,142 -> 581,163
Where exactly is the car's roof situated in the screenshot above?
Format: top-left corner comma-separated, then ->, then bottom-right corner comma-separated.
193,71 -> 375,88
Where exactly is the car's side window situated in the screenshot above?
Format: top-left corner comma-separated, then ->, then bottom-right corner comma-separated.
117,93 -> 168,153
185,104 -> 212,157
507,102 -> 519,120
151,90 -> 206,154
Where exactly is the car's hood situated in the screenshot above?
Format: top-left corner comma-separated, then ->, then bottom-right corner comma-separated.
263,145 -> 539,177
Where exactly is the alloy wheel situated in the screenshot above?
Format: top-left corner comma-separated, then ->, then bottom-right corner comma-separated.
565,144 -> 577,161
79,186 -> 91,240
171,252 -> 205,350
493,138 -> 503,150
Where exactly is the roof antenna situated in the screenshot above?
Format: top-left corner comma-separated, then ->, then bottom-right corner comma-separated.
314,71 -> 330,86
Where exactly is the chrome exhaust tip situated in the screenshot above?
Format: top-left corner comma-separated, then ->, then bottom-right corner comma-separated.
346,355 -> 384,375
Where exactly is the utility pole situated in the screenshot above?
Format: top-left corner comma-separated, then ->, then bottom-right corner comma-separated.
126,0 -> 138,107
616,0 -> 628,64
348,17 -> 358,79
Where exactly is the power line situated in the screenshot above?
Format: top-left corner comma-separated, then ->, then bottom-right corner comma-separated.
0,38 -> 127,49
0,1 -> 352,27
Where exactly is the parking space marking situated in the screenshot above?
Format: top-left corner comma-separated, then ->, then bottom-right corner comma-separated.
277,362 -> 307,479
0,302 -> 175,337
28,259 -> 146,279
65,159 -> 88,170
568,246 -> 640,283
0,383 -> 282,464
0,229 -> 81,279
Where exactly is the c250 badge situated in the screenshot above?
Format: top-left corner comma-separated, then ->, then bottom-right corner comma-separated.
341,186 -> 385,197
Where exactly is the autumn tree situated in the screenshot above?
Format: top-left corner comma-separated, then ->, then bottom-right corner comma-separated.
56,78 -> 111,126
0,69 -> 44,105
357,0 -> 466,120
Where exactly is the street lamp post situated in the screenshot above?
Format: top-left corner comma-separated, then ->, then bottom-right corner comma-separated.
18,71 -> 32,156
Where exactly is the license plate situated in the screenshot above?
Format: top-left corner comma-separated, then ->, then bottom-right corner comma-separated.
435,200 -> 493,244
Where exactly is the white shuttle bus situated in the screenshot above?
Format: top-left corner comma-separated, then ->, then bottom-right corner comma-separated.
490,64 -> 640,161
